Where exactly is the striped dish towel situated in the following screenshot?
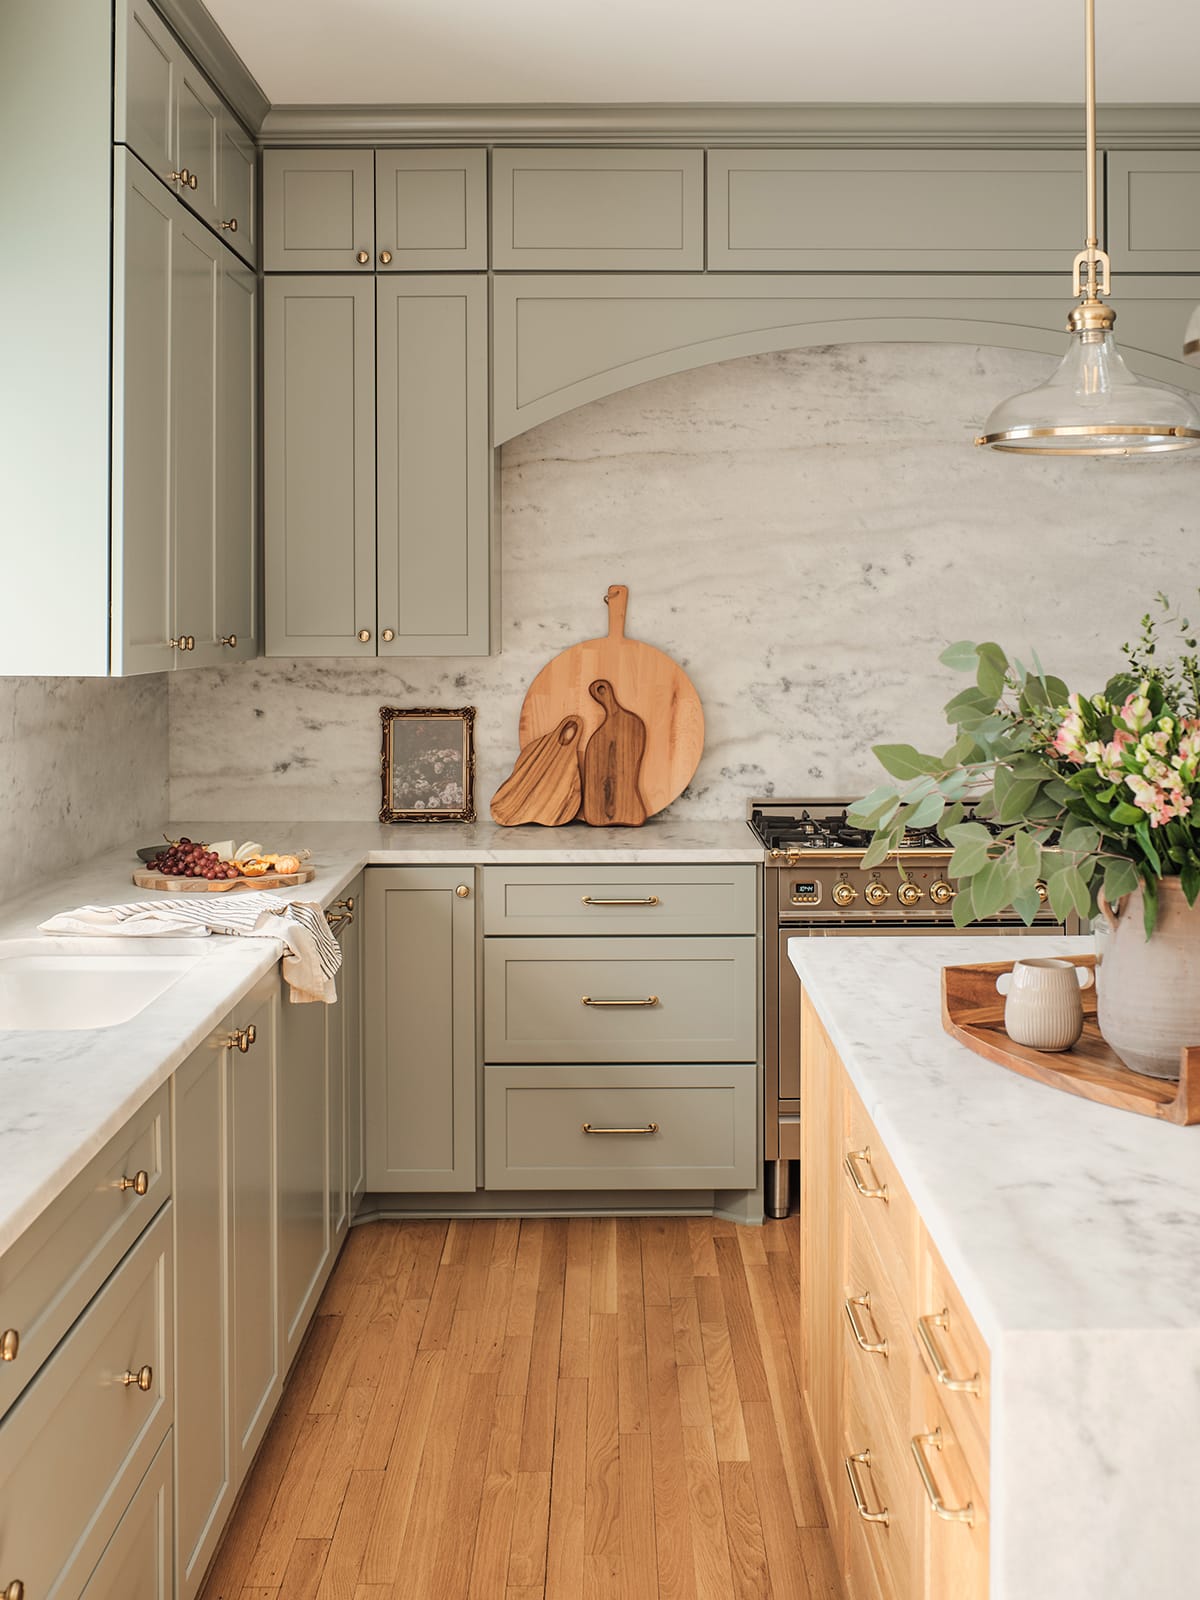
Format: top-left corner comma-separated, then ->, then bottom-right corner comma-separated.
38,893 -> 341,1004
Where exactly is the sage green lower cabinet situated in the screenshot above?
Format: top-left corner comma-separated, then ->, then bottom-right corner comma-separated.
173,974 -> 280,1600
337,877 -> 367,1211
278,985 -> 333,1369
484,1064 -> 757,1190
483,936 -> 758,1064
365,868 -> 477,1192
80,1431 -> 174,1600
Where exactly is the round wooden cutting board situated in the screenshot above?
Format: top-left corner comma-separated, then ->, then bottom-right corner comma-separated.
517,585 -> 704,817
131,867 -> 317,893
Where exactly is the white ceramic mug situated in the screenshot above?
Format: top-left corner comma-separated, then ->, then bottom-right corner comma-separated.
995,958 -> 1094,1052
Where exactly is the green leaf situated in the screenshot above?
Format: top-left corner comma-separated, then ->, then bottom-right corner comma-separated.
946,823 -> 992,879
1011,887 -> 1044,926
971,856 -> 1015,918
1181,860 -> 1200,907
993,765 -> 1044,824
951,880 -> 976,927
871,744 -> 946,781
941,802 -> 965,833
944,687 -> 1000,730
861,828 -> 899,871
899,793 -> 946,832
847,788 -> 901,830
1047,865 -> 1092,922
1142,876 -> 1159,937
1101,856 -> 1140,906
1014,829 -> 1042,876
1134,821 -> 1163,876
939,640 -> 980,672
975,642 -> 1009,699
1058,821 -> 1100,858
1110,802 -> 1144,826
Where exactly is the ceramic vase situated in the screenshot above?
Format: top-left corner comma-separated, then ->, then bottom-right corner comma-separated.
1097,879 -> 1200,1079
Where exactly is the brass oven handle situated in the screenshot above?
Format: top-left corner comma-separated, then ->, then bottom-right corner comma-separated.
580,895 -> 660,907
843,1147 -> 888,1202
844,1293 -> 888,1356
122,1364 -> 154,1392
910,1429 -> 974,1524
581,995 -> 659,1008
844,1450 -> 889,1525
917,1311 -> 981,1395
119,1170 -> 150,1196
582,1122 -> 659,1136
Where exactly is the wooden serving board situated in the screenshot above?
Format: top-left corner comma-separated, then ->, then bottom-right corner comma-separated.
132,867 -> 317,894
942,956 -> 1200,1125
517,584 -> 703,818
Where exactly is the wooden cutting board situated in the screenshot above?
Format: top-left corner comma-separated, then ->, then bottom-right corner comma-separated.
491,715 -> 584,825
517,584 -> 703,818
131,867 -> 317,893
579,680 -> 647,826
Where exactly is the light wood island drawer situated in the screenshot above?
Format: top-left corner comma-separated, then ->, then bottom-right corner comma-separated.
916,1233 -> 991,1496
0,1206 -> 173,1600
481,864 -> 758,936
843,1084 -> 917,1306
911,1376 -> 989,1600
484,1063 -> 756,1189
0,1084 -> 170,1421
843,1204 -> 915,1467
843,1353 -> 917,1600
483,935 -> 757,1063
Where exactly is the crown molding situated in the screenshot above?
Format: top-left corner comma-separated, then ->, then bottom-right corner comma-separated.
154,0 -> 270,134
258,100 -> 1200,148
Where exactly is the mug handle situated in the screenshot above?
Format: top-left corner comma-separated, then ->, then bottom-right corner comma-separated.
995,972 -> 1012,996
1076,966 -> 1095,991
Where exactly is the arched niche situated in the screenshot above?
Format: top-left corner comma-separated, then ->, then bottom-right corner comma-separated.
492,272 -> 1200,443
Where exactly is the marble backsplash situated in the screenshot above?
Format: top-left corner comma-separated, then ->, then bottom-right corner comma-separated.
169,342 -> 1200,823
0,675 -> 169,903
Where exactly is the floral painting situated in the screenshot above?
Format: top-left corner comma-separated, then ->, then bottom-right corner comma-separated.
380,708 -> 476,822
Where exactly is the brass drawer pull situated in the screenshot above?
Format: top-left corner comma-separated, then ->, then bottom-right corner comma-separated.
917,1311 -> 981,1395
580,895 -> 660,907
325,912 -> 352,935
122,1364 -> 154,1392
844,1293 -> 888,1357
119,1170 -> 150,1197
844,1450 -> 889,1525
227,1024 -> 257,1053
843,1147 -> 888,1202
581,995 -> 659,1008
1,1329 -> 18,1362
910,1429 -> 975,1525
582,1122 -> 659,1136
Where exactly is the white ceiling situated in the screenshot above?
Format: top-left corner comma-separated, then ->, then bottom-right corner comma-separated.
206,0 -> 1200,108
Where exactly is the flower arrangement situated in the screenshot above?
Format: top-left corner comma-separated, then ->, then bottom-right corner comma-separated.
848,595 -> 1200,936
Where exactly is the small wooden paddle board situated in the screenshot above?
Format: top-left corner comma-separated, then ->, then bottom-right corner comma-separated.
491,715 -> 584,825
580,680 -> 647,826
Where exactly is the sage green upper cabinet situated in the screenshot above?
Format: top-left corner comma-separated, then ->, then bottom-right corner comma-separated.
217,114 -> 257,266
375,149 -> 488,269
214,256 -> 259,662
492,147 -> 704,270
263,276 -> 377,657
177,55 -> 222,231
1108,151 -> 1200,272
706,149 -> 1094,272
115,0 -> 177,181
262,148 -> 375,271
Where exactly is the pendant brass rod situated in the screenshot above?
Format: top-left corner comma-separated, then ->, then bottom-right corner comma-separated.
1084,0 -> 1097,261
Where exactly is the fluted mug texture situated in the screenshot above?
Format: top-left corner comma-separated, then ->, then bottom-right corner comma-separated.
996,957 -> 1093,1052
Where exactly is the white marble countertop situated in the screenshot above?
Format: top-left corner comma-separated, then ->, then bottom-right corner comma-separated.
0,816 -> 762,1257
790,935 -> 1200,1599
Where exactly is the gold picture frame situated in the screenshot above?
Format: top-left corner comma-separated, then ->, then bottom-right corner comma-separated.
379,707 -> 476,823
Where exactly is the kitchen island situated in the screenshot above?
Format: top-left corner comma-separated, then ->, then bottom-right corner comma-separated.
791,934 -> 1200,1600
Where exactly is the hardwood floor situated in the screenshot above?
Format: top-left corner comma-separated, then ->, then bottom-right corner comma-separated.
200,1216 -> 842,1600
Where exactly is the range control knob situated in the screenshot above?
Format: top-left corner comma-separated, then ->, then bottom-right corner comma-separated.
832,881 -> 857,908
897,881 -> 923,908
929,880 -> 956,907
864,881 -> 890,908
1035,881 -> 1049,905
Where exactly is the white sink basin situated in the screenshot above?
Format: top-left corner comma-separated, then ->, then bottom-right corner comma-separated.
0,938 -> 209,1031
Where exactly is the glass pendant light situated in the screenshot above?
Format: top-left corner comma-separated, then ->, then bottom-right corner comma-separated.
976,0 -> 1200,456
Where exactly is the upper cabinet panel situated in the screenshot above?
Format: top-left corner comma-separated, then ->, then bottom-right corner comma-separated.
492,148 -> 704,270
1108,151 -> 1200,272
376,149 -> 487,270
707,149 -> 1094,272
115,0 -> 178,182
177,56 -> 222,230
217,113 -> 258,267
262,148 -> 375,271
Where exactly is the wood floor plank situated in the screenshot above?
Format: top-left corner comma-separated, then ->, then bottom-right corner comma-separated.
298,1386 -> 375,1541
507,1220 -> 544,1341
619,1428 -> 659,1600
508,1470 -> 552,1589
585,1310 -> 622,1597
418,1260 -> 464,1352
544,1377 -> 587,1600
643,1299 -> 697,1600
638,1218 -> 672,1308
359,1350 -> 446,1584
671,1294 -> 704,1370
314,1471 -> 382,1600
393,1349 -> 473,1596
559,1217 -> 594,1380
676,1363 -> 713,1431
430,1369 -> 501,1600
695,1276 -> 750,1465
591,1217 -> 618,1314
687,1218 -> 720,1279
467,1391 -> 525,1600
667,1220 -> 697,1301
354,1297 -> 429,1472
276,1537 -> 329,1600
713,1237 -> 769,1405
743,1260 -> 825,1528
762,1217 -> 792,1255
742,1400 -> 812,1600
718,1459 -> 772,1600
471,1223 -> 518,1375
243,1410 -> 338,1589
518,1284 -> 564,1473
617,1220 -> 650,1436
405,1220 -> 449,1302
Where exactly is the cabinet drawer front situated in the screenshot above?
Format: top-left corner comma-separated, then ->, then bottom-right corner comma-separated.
80,1431 -> 173,1600
483,936 -> 757,1063
493,148 -> 704,270
484,1064 -> 757,1189
482,864 -> 758,936
916,1235 -> 990,1497
842,1084 -> 916,1307
0,1085 -> 170,1421
376,149 -> 488,270
707,149 -> 1091,273
912,1378 -> 989,1600
843,1356 -> 917,1600
263,148 -> 375,271
842,1208 -> 914,1466
1108,150 -> 1200,271
0,1208 -> 173,1600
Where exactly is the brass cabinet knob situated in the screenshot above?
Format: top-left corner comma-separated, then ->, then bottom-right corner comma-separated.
455,884 -> 470,898
227,1024 -> 257,1054
168,168 -> 190,186
122,1364 -> 154,1391
1,1329 -> 18,1362
169,637 -> 184,650
356,628 -> 371,642
356,250 -> 370,265
4,1580 -> 26,1600
188,172 -> 198,189
381,628 -> 395,642
119,1170 -> 150,1196
220,634 -> 237,648
334,896 -> 355,913
379,250 -> 393,265
220,217 -> 239,232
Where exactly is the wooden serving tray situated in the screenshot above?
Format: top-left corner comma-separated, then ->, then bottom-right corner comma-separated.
941,956 -> 1200,1126
131,867 -> 317,894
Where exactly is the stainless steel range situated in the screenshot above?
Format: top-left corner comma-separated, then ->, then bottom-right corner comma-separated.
748,799 -> 1074,1218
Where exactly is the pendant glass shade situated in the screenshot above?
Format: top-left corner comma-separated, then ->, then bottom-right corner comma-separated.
978,326 -> 1200,455
1185,304 -> 1200,368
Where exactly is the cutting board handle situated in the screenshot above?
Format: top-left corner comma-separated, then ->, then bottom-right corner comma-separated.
604,584 -> 629,640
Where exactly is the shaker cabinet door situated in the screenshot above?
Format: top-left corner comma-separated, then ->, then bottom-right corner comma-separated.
176,57 -> 222,230
262,148 -> 375,271
264,276 -> 377,656
114,0 -> 178,184
376,276 -> 491,655
375,148 -> 488,270
217,113 -> 258,267
214,257 -> 258,662
171,213 -> 221,669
